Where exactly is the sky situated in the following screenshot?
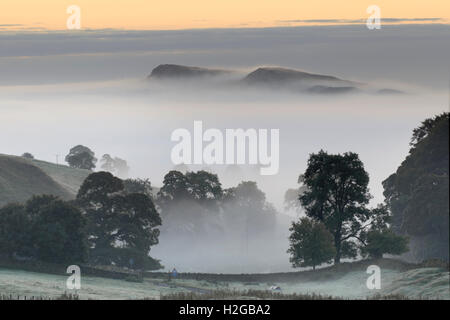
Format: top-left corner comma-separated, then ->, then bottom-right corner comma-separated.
1,0 -> 449,31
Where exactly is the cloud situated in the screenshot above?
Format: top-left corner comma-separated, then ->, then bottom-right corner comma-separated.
276,17 -> 446,25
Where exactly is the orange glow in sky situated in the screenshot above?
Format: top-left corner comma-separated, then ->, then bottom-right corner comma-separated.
1,0 -> 449,31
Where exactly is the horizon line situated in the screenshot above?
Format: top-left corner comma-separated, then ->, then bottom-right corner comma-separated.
1,19 -> 449,33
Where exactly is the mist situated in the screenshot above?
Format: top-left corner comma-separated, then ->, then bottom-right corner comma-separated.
1,24 -> 448,273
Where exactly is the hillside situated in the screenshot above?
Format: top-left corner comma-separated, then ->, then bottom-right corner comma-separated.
0,154 -> 90,207
243,67 -> 352,86
148,64 -> 368,94
149,64 -> 230,79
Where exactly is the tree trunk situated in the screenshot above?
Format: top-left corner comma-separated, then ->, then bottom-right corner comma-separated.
333,217 -> 344,264
334,232 -> 342,264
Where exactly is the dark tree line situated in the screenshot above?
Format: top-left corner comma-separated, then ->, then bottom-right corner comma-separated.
64,145 -> 129,178
0,173 -> 162,270
0,169 -> 276,270
288,113 -> 449,269
383,112 -> 449,261
0,195 -> 86,264
3,113 -> 445,272
76,172 -> 161,269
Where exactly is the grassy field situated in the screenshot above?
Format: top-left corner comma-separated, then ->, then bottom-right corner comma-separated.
1,259 -> 448,300
0,154 -> 89,206
31,158 -> 90,196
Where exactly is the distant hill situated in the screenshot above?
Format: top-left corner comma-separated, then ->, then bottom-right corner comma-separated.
149,64 -> 366,94
243,67 -> 353,86
0,154 -> 90,207
149,64 -> 230,79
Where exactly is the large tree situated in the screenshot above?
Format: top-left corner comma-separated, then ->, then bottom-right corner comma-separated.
116,193 -> 161,249
383,113 -> 449,261
184,171 -> 223,209
157,170 -> 190,205
223,181 -> 277,234
299,150 -> 374,263
65,145 -> 97,170
157,170 -> 223,212
30,196 -> 87,263
288,217 -> 336,270
0,196 -> 88,264
157,170 -> 224,236
76,172 -> 124,255
100,154 -> 130,178
77,172 -> 162,269
0,203 -> 32,258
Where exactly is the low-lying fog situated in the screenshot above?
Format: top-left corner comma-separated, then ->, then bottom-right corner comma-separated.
0,25 -> 448,273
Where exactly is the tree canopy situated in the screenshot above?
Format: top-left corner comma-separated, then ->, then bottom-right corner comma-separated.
299,150 -> 374,263
76,172 -> 162,269
65,145 -> 97,170
383,112 -> 449,261
360,229 -> 409,259
288,217 -> 335,270
21,152 -> 34,159
0,196 -> 87,264
100,154 -> 130,178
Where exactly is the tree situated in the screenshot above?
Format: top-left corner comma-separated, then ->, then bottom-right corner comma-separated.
0,196 -> 88,264
100,154 -> 115,172
157,170 -> 190,205
76,172 -> 125,263
0,204 -> 32,258
65,145 -> 97,170
77,172 -> 162,269
29,197 -> 87,263
114,193 -> 162,269
299,150 -> 374,263
223,181 -> 277,234
284,181 -> 308,214
184,171 -> 223,209
26,194 -> 59,218
21,152 -> 34,159
157,170 -> 223,211
228,181 -> 265,207
123,178 -> 153,198
288,217 -> 336,270
383,113 -> 449,261
100,154 -> 130,178
157,170 -> 224,236
360,229 -> 409,259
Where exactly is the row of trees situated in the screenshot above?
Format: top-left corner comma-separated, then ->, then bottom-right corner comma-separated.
288,112 -> 449,269
0,196 -> 87,263
157,170 -> 277,238
21,145 -> 130,177
0,168 -> 276,270
5,113 -> 447,271
65,145 -> 130,178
